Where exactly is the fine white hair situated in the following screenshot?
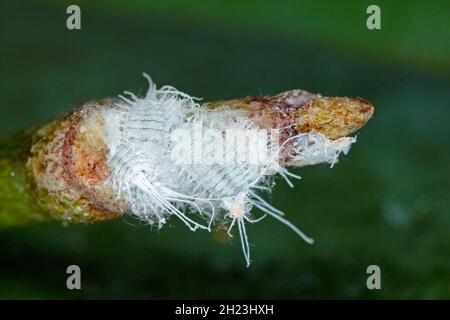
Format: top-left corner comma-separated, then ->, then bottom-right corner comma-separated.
102,73 -> 356,266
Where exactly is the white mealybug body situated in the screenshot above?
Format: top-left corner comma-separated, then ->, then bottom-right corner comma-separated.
102,73 -> 355,266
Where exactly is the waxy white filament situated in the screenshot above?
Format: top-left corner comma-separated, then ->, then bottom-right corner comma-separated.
101,73 -> 355,266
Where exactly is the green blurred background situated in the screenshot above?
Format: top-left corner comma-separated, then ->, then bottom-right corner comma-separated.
0,0 -> 449,298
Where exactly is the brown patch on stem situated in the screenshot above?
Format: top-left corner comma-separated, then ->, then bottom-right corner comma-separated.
27,100 -> 124,223
296,97 -> 374,140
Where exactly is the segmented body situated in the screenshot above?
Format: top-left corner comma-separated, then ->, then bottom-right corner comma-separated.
103,74 -> 358,266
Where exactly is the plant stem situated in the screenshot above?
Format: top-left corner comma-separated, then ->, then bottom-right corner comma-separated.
0,90 -> 373,228
0,129 -> 50,227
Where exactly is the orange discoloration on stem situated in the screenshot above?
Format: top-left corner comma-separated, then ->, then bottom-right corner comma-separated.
27,100 -> 124,223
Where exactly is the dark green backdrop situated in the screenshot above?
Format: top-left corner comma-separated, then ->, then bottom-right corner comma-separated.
0,1 -> 449,298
